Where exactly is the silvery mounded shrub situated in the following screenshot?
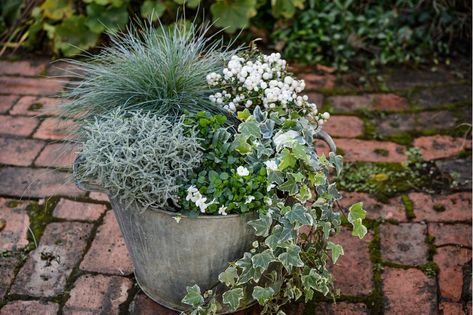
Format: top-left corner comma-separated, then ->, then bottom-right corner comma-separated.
75,108 -> 203,210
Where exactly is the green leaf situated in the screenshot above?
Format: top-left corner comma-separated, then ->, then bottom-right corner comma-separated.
348,202 -> 366,222
292,143 -> 307,160
248,215 -> 272,237
260,120 -> 275,139
233,134 -> 252,154
238,118 -> 260,139
296,184 -> 312,203
268,171 -> 285,184
222,288 -> 244,311
252,286 -> 275,304
251,249 -> 275,270
237,109 -> 251,121
181,284 -> 204,307
40,0 -> 74,20
278,148 -> 296,171
285,203 -> 312,226
140,0 -> 166,20
174,0 -> 201,8
54,15 -> 100,57
85,3 -> 128,34
326,241 -> 344,264
351,218 -> 368,239
278,244 -> 304,271
271,0 -> 304,18
218,266 -> 238,286
278,174 -> 298,195
264,224 -> 294,250
210,0 -> 257,33
329,152 -> 343,176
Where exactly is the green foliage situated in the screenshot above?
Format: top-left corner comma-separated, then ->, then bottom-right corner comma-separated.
401,195 -> 416,220
271,0 -> 470,71
181,106 -> 368,314
75,109 -> 203,210
61,22 -> 234,125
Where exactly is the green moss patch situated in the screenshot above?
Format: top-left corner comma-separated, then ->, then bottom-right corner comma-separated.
26,197 -> 59,250
401,195 -> 415,220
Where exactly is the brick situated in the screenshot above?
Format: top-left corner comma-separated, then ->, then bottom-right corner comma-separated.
382,267 -> 437,315
33,117 -> 77,140
336,139 -> 407,163
64,274 -> 132,315
327,94 -> 408,113
302,73 -> 335,90
437,158 -> 472,190
80,211 -> 133,275
439,302 -> 465,315
0,95 -> 18,113
54,198 -> 107,221
0,301 -> 59,315
434,247 -> 471,301
10,96 -> 63,116
34,142 -> 77,168
0,115 -> 39,137
409,192 -> 472,222
414,135 -> 472,160
385,67 -> 457,90
323,116 -> 364,138
313,302 -> 368,314
376,111 -> 460,137
410,85 -> 471,109
0,60 -> 47,76
339,192 -> 406,221
329,229 -> 373,296
0,256 -> 20,298
89,192 -> 109,202
0,76 -> 64,96
0,199 -> 29,250
129,293 -> 178,315
380,223 -> 428,265
0,136 -> 45,166
428,223 -> 471,247
11,221 -> 92,297
0,167 -> 84,198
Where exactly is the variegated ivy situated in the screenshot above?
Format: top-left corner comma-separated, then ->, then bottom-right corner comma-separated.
181,106 -> 367,314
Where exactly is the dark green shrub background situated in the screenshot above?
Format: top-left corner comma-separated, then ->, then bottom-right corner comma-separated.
1,0 -> 470,71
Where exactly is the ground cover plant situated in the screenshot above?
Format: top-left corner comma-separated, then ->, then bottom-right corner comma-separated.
68,22 -> 367,314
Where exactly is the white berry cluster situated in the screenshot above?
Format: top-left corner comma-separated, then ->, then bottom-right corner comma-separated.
206,52 -> 330,125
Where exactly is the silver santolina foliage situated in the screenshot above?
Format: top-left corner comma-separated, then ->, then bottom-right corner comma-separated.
75,109 -> 203,210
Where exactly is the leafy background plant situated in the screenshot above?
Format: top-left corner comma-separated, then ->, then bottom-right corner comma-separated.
0,0 -> 470,71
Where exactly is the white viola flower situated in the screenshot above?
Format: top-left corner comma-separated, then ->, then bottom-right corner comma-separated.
245,196 -> 255,204
195,197 -> 215,213
264,160 -> 278,171
218,205 -> 228,216
236,166 -> 250,176
322,112 -> 330,120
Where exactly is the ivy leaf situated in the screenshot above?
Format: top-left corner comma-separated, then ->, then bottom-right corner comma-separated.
278,148 -> 296,171
233,134 -> 252,154
222,288 -> 244,311
264,224 -> 293,250
278,174 -> 298,195
285,203 -> 312,226
268,171 -> 285,184
218,266 -> 238,286
251,249 -> 275,270
248,215 -> 272,237
237,109 -> 251,121
296,184 -> 312,203
54,15 -> 100,57
326,241 -> 344,264
329,152 -> 343,176
292,143 -> 307,160
278,244 -> 304,271
348,202 -> 366,222
351,218 -> 368,239
238,118 -> 260,139
252,286 -> 275,304
181,285 -> 204,307
260,119 -> 275,139
210,0 -> 257,33
273,130 -> 301,150
140,0 -> 166,20
253,106 -> 267,122
85,3 -> 129,34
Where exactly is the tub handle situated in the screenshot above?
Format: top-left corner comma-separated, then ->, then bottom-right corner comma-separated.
314,130 -> 337,153
73,155 -> 105,193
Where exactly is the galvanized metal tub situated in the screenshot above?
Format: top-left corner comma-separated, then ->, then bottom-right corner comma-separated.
73,157 -> 256,313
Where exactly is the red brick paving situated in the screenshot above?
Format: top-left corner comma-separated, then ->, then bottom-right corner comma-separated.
33,117 -> 77,140
434,247 -> 471,302
0,136 -> 45,166
382,267 -> 437,315
53,198 -> 107,221
0,60 -> 470,314
64,274 -> 133,315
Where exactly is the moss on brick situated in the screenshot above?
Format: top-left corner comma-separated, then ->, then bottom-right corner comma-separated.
432,204 -> 446,212
373,148 -> 389,157
401,195 -> 416,220
26,197 -> 59,250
